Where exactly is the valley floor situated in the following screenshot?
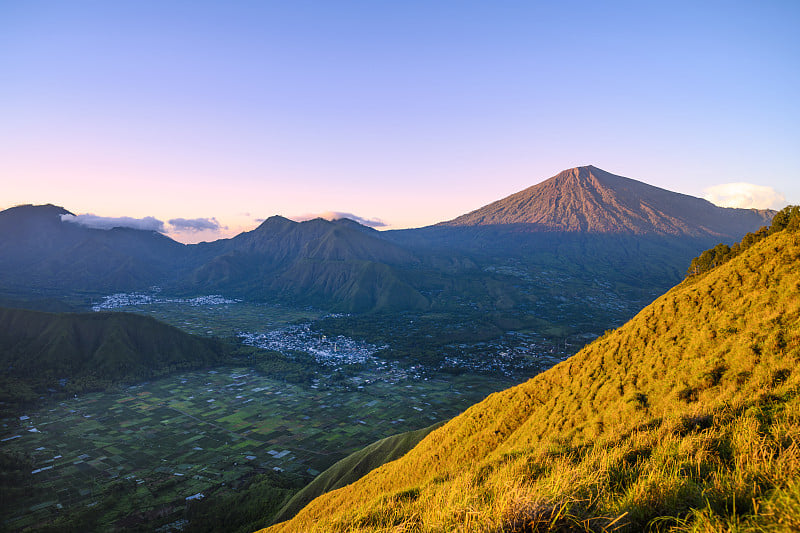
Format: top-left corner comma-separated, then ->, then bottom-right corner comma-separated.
1,366 -> 512,531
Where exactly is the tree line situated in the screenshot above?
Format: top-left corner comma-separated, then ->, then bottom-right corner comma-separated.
686,205 -> 799,277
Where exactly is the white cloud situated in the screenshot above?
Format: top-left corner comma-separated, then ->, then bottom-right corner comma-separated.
291,211 -> 387,228
61,213 -> 165,232
165,216 -> 237,243
703,182 -> 786,210
168,217 -> 225,232
59,212 -> 242,243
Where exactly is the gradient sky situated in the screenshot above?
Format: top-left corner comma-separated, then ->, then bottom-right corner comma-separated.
2,1 -> 798,243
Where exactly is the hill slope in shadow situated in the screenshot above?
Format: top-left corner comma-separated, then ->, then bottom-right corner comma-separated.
0,307 -> 228,413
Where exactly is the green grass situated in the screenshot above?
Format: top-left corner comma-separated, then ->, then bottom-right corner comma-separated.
272,422 -> 445,524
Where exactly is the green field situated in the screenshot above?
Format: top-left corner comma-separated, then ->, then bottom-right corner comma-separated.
2,366 -> 513,530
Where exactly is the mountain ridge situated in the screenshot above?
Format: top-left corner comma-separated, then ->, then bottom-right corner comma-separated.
184,216 -> 427,311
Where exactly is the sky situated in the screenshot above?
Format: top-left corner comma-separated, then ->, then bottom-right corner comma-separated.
2,1 -> 799,243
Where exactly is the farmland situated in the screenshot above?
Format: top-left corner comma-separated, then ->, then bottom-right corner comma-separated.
2,366 -> 511,531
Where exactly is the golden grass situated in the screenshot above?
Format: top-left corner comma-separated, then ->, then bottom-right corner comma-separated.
263,229 -> 800,532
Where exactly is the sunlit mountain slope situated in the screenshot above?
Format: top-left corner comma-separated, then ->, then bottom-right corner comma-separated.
267,210 -> 800,532
439,165 -> 773,237
271,422 -> 443,525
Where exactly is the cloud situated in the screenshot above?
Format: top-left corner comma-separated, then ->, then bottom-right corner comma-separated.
291,211 -> 387,228
59,212 -> 236,243
703,183 -> 786,210
61,213 -> 165,232
168,217 -> 225,232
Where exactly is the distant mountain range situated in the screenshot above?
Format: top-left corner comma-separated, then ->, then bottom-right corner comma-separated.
0,166 -> 776,314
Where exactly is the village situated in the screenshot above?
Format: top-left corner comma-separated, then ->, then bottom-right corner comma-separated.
436,330 -> 578,376
238,322 -> 581,382
92,289 -> 240,311
237,324 -> 385,367
237,324 -> 420,385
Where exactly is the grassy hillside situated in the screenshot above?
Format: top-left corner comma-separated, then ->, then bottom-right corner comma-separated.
0,307 -> 229,413
266,215 -> 800,531
272,422 -> 444,525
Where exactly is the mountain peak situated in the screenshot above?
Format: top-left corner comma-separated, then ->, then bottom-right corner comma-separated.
332,217 -> 378,233
0,203 -> 73,220
251,215 -> 297,234
0,204 -> 75,236
438,166 -> 774,238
